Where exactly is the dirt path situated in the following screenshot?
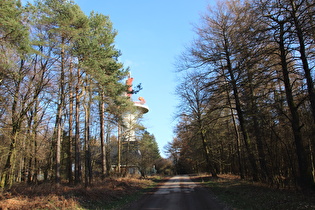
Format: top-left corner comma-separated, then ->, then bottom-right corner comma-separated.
123,175 -> 230,210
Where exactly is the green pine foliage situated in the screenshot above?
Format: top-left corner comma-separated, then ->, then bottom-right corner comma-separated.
0,0 -> 29,52
0,0 -> 144,189
138,131 -> 161,176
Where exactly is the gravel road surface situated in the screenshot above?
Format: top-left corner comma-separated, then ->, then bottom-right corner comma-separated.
124,175 -> 230,210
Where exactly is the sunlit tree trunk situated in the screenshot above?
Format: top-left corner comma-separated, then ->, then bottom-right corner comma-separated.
99,92 -> 107,179
105,123 -> 111,176
55,37 -> 66,186
117,124 -> 121,174
74,68 -> 82,184
26,99 -> 41,183
67,62 -> 74,184
84,79 -> 92,187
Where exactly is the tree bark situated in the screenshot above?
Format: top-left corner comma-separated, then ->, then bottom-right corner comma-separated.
278,21 -> 314,189
200,126 -> 217,177
55,38 -> 66,186
74,68 -> 81,184
224,75 -> 244,179
290,0 -> 315,184
290,0 -> 315,124
1,61 -> 24,189
84,80 -> 92,188
99,93 -> 107,179
246,69 -> 270,182
223,42 -> 259,181
117,124 -> 121,174
68,62 -> 74,184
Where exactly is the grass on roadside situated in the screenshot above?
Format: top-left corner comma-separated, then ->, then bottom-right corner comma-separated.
198,174 -> 315,210
100,176 -> 163,210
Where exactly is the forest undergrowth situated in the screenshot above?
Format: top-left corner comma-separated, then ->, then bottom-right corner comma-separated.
0,176 -> 156,210
197,174 -> 315,210
0,174 -> 314,209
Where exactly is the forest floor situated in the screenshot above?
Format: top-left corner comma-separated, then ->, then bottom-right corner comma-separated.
196,174 -> 315,210
0,174 -> 314,209
0,176 -> 158,209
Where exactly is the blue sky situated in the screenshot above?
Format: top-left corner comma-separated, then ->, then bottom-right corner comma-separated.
23,0 -> 213,157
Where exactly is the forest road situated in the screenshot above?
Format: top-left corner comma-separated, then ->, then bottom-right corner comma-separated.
123,175 -> 231,210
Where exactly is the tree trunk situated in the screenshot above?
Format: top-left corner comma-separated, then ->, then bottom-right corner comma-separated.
290,0 -> 315,124
68,62 -> 74,184
247,69 -> 270,182
105,124 -> 111,176
55,38 -> 66,186
278,22 -> 314,189
74,68 -> 82,184
0,62 -> 23,189
1,130 -> 18,189
223,43 -> 259,181
117,124 -> 121,174
55,103 -> 62,186
84,80 -> 92,188
200,130 -> 217,177
290,0 -> 315,184
99,93 -> 107,179
224,74 -> 244,179
33,128 -> 38,183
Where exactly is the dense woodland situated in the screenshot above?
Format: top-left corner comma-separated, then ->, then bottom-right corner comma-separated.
0,0 -> 164,190
2,0 -> 315,194
167,0 -> 315,190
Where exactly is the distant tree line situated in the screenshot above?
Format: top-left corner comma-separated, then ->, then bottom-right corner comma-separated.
168,0 -> 315,190
0,0 -> 164,190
